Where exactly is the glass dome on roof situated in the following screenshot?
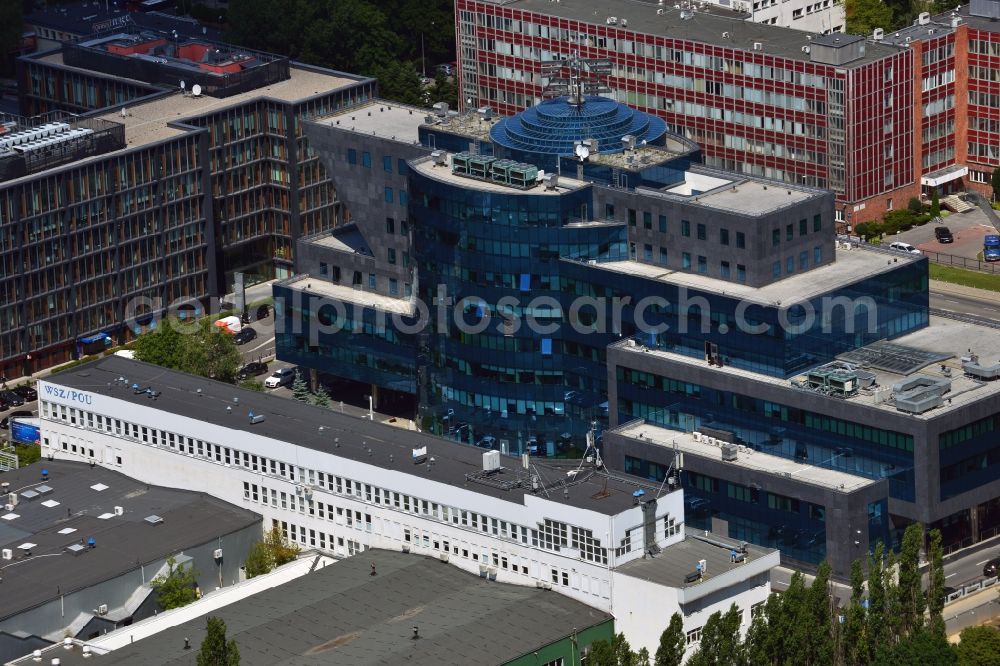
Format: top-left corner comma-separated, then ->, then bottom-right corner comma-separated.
489,95 -> 667,157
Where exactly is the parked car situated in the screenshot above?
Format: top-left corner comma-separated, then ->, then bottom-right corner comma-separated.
237,361 -> 268,380
934,226 -> 954,243
436,63 -> 454,76
889,241 -> 922,255
0,410 -> 34,429
984,235 -> 1000,262
475,435 -> 497,449
0,390 -> 24,407
984,557 -> 1000,578
12,385 -> 37,401
234,327 -> 258,345
264,367 -> 296,388
255,304 -> 270,320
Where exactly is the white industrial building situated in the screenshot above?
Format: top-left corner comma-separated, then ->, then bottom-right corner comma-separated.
36,357 -> 778,656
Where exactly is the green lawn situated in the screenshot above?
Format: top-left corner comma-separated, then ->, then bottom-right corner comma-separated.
929,263 -> 1000,292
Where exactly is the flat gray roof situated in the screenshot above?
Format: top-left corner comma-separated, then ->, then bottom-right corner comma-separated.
613,422 -> 876,492
611,315 -> 1000,419
0,460 -> 259,622
47,357 -> 668,516
506,0 -> 902,66
615,531 -> 773,588
411,155 -> 588,195
55,550 -> 612,666
280,275 -> 416,316
591,244 -> 917,305
313,100 -> 429,144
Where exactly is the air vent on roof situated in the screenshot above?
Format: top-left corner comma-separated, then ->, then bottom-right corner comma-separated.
873,28 -> 884,40
66,543 -> 86,556
412,446 -> 428,464
144,514 -> 164,525
36,485 -> 53,496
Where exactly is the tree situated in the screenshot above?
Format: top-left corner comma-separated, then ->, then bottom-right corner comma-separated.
842,559 -> 870,665
845,0 -> 893,35
588,638 -> 617,666
687,605 -> 744,666
991,167 -> 1000,203
151,556 -> 199,610
133,318 -> 188,369
263,525 -> 300,566
312,386 -> 331,408
803,562 -> 835,665
927,529 -> 947,639
291,371 -> 310,402
930,189 -> 941,217
186,319 -> 243,384
866,542 -> 888,661
242,540 -> 275,579
896,523 -> 926,637
654,612 -> 686,666
955,626 -> 1000,665
197,616 -> 240,666
586,633 -> 646,666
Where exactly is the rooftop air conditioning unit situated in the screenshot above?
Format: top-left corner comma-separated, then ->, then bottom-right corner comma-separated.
213,548 -> 223,560
7,493 -> 16,507
692,431 -> 702,442
4,504 -> 13,512
752,42 -> 763,51
606,16 -> 618,25
114,506 -> 124,516
918,11 -> 930,24
97,604 -> 108,615
1,549 -> 11,560
873,28 -> 884,40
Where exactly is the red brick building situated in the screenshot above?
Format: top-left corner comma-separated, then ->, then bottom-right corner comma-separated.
456,0 -> 1000,225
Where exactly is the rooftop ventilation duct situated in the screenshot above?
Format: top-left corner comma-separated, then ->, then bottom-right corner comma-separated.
892,375 -> 951,414
962,358 -> 1000,380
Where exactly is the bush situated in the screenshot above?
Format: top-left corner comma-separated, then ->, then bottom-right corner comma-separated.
907,197 -> 924,213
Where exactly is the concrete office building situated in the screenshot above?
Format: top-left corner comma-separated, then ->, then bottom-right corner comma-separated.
11,551 -> 617,666
2,28 -> 375,377
605,315 -> 1000,575
455,0 -> 1000,224
0,460 -> 259,663
37,356 -> 779,657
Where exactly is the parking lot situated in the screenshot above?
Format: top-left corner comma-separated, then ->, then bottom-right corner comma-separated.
892,208 -> 998,260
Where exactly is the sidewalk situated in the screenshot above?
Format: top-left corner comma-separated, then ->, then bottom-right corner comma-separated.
946,585 -> 1000,642
929,279 -> 1000,304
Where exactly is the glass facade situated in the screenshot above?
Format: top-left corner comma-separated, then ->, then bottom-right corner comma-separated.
616,369 -> 917,502
939,415 -> 1000,501
409,169 -> 626,453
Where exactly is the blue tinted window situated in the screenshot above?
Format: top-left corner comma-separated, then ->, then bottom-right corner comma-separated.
362,151 -> 371,168
737,264 -> 746,282
736,232 -> 746,248
720,261 -> 731,278
682,252 -> 691,269
347,148 -> 357,164
772,229 -> 780,246
389,278 -> 398,295
697,256 -> 707,274
398,158 -> 408,175
644,244 -> 653,261
368,273 -> 376,288
681,220 -> 690,237
541,339 -> 552,356
658,215 -> 667,232
383,155 -> 392,172
720,228 -> 729,245
814,246 -> 823,264
519,274 -> 531,292
399,190 -> 408,206
384,187 -> 393,203
772,261 -> 781,277
697,224 -> 706,240
659,248 -> 668,265
799,251 -> 808,270
786,257 -> 795,274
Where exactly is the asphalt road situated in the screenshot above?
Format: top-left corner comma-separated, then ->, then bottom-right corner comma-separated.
929,287 -> 1000,319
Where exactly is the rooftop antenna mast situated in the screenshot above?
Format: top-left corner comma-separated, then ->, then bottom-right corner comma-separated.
540,53 -> 613,108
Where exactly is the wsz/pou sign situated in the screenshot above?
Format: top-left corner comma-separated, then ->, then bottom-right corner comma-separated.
42,385 -> 93,405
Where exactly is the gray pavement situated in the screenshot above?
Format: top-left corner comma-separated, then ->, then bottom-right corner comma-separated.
930,280 -> 1000,320
892,208 -> 996,260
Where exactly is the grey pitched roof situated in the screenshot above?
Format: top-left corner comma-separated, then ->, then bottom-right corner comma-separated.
80,550 -> 612,666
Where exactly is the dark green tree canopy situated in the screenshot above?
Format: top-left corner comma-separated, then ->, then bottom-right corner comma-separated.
197,616 -> 240,666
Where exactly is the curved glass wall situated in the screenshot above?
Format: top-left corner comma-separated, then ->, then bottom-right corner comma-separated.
410,168 -> 626,454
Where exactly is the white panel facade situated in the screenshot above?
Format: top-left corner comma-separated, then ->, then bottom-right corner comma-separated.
36,378 -> 772,654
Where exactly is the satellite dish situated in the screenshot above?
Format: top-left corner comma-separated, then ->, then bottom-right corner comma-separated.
575,143 -> 590,161
191,84 -> 202,97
